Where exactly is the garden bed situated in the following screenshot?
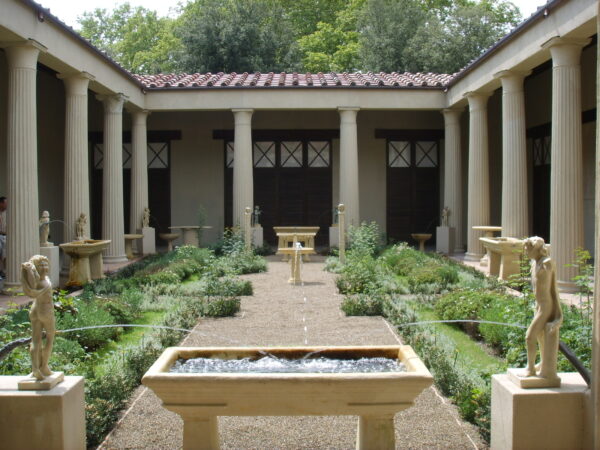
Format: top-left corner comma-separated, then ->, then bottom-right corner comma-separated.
0,242 -> 266,447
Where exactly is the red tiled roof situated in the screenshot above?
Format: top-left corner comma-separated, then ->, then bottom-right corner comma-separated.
134,72 -> 454,89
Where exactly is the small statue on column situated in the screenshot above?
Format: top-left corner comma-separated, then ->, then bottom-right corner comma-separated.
142,207 -> 151,228
75,213 -> 87,241
39,211 -> 51,247
441,207 -> 450,227
252,205 -> 261,227
19,255 -> 64,389
511,236 -> 563,388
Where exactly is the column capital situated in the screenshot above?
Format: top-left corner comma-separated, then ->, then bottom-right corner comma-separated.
58,72 -> 94,95
96,93 -> 127,113
2,39 -> 47,70
130,109 -> 151,124
464,91 -> 491,111
542,36 -> 591,67
493,69 -> 531,93
338,107 -> 360,112
338,107 -> 359,123
442,108 -> 463,124
232,109 -> 253,125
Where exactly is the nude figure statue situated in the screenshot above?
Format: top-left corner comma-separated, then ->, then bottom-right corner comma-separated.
39,211 -> 51,247
522,236 -> 563,382
21,255 -> 56,380
75,213 -> 87,240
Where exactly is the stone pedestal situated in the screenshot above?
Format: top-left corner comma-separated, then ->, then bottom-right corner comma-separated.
329,226 -> 339,247
40,245 -> 60,287
137,227 -> 156,255
491,373 -> 587,450
0,376 -> 85,450
436,226 -> 454,255
252,226 -> 263,247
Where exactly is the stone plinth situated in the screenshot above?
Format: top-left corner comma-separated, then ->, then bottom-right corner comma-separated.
252,226 -> 263,248
0,376 -> 85,450
329,225 -> 339,247
436,226 -> 455,255
491,373 -> 587,450
40,245 -> 60,287
137,227 -> 156,255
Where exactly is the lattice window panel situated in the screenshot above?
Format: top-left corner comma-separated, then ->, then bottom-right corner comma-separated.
147,143 -> 169,168
388,141 -> 410,167
253,141 -> 276,168
415,141 -> 438,168
92,143 -> 132,169
307,141 -> 330,167
533,136 -> 551,166
226,142 -> 234,168
281,141 -> 303,167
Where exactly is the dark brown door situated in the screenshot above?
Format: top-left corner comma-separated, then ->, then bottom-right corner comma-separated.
387,139 -> 440,244
531,135 -> 551,241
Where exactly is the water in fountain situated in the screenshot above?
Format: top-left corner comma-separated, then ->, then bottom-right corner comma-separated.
170,355 -> 406,374
46,219 -> 74,240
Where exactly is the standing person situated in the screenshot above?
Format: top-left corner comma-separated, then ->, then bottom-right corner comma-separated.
0,197 -> 6,277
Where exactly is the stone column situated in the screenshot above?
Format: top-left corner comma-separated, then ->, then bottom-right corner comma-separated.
3,40 -> 46,289
338,107 -> 360,227
59,72 -> 94,241
593,3 -> 600,447
130,110 -> 149,233
232,109 -> 253,227
542,37 -> 589,291
442,108 -> 464,253
97,93 -> 128,263
495,70 -> 530,239
465,92 -> 491,261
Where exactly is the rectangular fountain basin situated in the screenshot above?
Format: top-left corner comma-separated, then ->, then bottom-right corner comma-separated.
142,345 -> 433,417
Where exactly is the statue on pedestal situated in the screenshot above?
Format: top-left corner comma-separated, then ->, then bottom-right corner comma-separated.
252,205 -> 261,227
142,207 -> 150,228
19,255 -> 63,388
514,236 -> 563,387
75,213 -> 87,240
441,207 -> 450,227
39,211 -> 51,247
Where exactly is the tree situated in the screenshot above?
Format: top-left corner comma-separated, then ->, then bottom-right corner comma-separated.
175,0 -> 298,73
78,3 -> 182,74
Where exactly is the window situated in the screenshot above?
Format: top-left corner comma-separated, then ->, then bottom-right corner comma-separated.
308,141 -> 330,167
415,141 -> 438,167
92,142 -> 168,169
281,141 -> 303,167
388,141 -> 410,167
253,141 -> 276,168
226,142 -> 234,168
533,135 -> 551,166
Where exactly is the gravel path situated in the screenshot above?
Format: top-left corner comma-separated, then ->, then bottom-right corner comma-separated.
100,256 -> 487,449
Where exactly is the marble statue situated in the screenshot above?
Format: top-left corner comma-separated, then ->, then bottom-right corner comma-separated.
441,207 -> 450,227
75,213 -> 87,240
21,255 -> 57,381
143,207 -> 150,228
39,211 -> 50,247
252,205 -> 261,227
521,236 -> 563,384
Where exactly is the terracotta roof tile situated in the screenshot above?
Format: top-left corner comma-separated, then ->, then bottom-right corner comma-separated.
134,71 -> 454,89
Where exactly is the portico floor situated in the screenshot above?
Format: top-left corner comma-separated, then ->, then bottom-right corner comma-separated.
100,256 -> 486,449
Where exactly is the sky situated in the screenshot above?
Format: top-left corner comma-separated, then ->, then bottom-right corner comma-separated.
38,0 -> 546,29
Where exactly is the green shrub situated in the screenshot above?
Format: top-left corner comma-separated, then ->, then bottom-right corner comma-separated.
204,297 -> 241,317
341,294 -> 386,316
348,221 -> 383,256
336,253 -> 379,294
435,290 -> 500,323
57,299 -> 119,351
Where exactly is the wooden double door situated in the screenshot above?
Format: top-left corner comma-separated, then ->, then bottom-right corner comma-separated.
386,136 -> 441,244
225,139 -> 332,246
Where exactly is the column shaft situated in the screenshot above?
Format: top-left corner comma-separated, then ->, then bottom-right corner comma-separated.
98,94 -> 127,262
465,93 -> 491,260
130,110 -> 149,232
593,4 -> 600,447
497,71 -> 529,238
4,42 -> 44,288
442,108 -> 464,253
543,37 -> 588,291
61,73 -> 92,241
232,109 -> 253,227
338,107 -> 360,227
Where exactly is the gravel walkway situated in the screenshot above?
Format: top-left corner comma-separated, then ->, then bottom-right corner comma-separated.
100,256 -> 487,449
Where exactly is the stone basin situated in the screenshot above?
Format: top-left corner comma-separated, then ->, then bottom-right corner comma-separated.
479,237 -> 524,280
143,345 -> 433,450
59,239 -> 111,286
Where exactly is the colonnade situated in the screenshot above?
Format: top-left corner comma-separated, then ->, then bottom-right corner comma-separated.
450,36 -> 589,291
2,41 -> 151,287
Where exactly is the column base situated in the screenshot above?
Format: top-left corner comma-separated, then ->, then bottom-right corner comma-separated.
103,254 -> 128,264
464,252 -> 484,261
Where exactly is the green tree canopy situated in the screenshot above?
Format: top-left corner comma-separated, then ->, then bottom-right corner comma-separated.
78,3 -> 182,74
